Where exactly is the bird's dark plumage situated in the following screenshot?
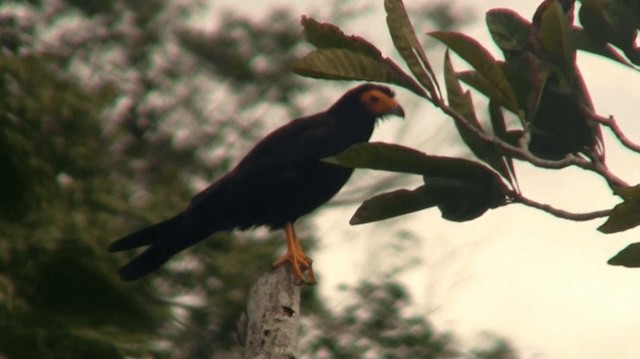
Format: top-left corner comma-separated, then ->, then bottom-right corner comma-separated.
109,84 -> 404,281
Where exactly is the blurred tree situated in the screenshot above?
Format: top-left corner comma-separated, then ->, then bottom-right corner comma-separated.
301,279 -> 519,359
0,0 -> 299,356
302,280 -> 458,358
0,28 -> 156,359
0,0 -> 518,358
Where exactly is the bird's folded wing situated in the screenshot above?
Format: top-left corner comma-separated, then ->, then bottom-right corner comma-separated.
234,115 -> 339,172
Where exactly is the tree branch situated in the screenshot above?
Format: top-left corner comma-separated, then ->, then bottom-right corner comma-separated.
591,158 -> 629,189
581,106 -> 640,154
509,191 -> 612,221
433,98 -> 629,188
434,98 -> 577,166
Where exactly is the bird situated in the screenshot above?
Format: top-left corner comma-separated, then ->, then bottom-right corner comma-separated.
109,83 -> 405,284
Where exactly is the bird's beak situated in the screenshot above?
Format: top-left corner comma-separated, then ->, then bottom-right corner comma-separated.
389,103 -> 405,118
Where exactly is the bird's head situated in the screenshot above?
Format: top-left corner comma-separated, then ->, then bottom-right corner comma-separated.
331,84 -> 405,120
359,85 -> 405,119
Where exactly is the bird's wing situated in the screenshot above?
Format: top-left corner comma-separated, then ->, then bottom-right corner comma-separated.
234,114 -> 341,173
188,114 -> 340,208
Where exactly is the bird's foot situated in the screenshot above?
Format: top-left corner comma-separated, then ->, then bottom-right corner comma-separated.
275,222 -> 317,285
273,252 -> 316,285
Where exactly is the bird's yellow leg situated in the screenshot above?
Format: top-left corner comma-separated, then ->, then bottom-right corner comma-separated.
272,222 -> 316,285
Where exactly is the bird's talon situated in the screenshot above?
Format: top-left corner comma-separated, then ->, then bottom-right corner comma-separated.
304,267 -> 317,285
273,253 -> 316,285
271,223 -> 319,285
298,256 -> 312,271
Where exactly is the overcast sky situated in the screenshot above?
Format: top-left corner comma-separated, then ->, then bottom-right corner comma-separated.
212,1 -> 640,357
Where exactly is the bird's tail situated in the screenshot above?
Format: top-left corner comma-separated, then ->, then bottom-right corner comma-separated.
109,214 -> 186,281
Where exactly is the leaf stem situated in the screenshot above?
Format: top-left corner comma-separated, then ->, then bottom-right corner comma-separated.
509,191 -> 612,221
584,107 -> 640,153
433,98 -> 629,189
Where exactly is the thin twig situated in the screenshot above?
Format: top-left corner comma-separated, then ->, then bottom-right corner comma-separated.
433,98 -> 629,188
435,98 -> 578,167
509,191 -> 612,221
585,109 -> 640,153
591,158 -> 629,188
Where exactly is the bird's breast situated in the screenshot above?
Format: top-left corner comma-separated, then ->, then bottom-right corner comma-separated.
254,161 -> 354,229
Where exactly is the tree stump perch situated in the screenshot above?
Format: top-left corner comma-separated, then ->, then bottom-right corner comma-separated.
244,265 -> 301,358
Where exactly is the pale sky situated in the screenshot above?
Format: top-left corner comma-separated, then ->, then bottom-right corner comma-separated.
212,1 -> 640,357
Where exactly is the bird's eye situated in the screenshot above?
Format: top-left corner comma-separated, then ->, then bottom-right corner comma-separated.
369,95 -> 379,104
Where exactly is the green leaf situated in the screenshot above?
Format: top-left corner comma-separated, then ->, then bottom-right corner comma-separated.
429,30 -> 519,113
301,16 -> 383,57
324,141 -> 439,175
444,51 -> 480,132
325,142 -> 508,187
538,0 -> 575,68
458,65 -> 531,117
579,0 -> 640,65
350,185 -> 438,224
294,49 -> 425,96
296,17 -> 428,97
334,142 -> 510,224
488,100 -> 508,143
422,178 -> 507,222
486,7 -> 637,69
486,8 -> 530,55
574,27 -> 637,69
598,185 -> 640,233
444,52 -> 514,184
457,69 -> 509,109
489,101 -> 518,188
384,0 -> 440,100
608,242 -> 640,267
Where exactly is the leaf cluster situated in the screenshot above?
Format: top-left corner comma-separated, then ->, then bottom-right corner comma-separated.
293,0 -> 640,267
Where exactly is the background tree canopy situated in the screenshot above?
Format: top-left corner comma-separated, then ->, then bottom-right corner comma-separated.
1,0 -> 638,357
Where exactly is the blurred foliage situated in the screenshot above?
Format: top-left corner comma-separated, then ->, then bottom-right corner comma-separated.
177,9 -> 305,109
470,333 -> 520,359
302,280 -> 518,359
0,49 -> 157,358
302,280 -> 458,358
0,0 -> 301,357
0,0 -> 518,358
0,53 -> 113,220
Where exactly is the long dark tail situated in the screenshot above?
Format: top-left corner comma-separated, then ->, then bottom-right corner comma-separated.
109,214 -> 192,281
110,175 -> 235,281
